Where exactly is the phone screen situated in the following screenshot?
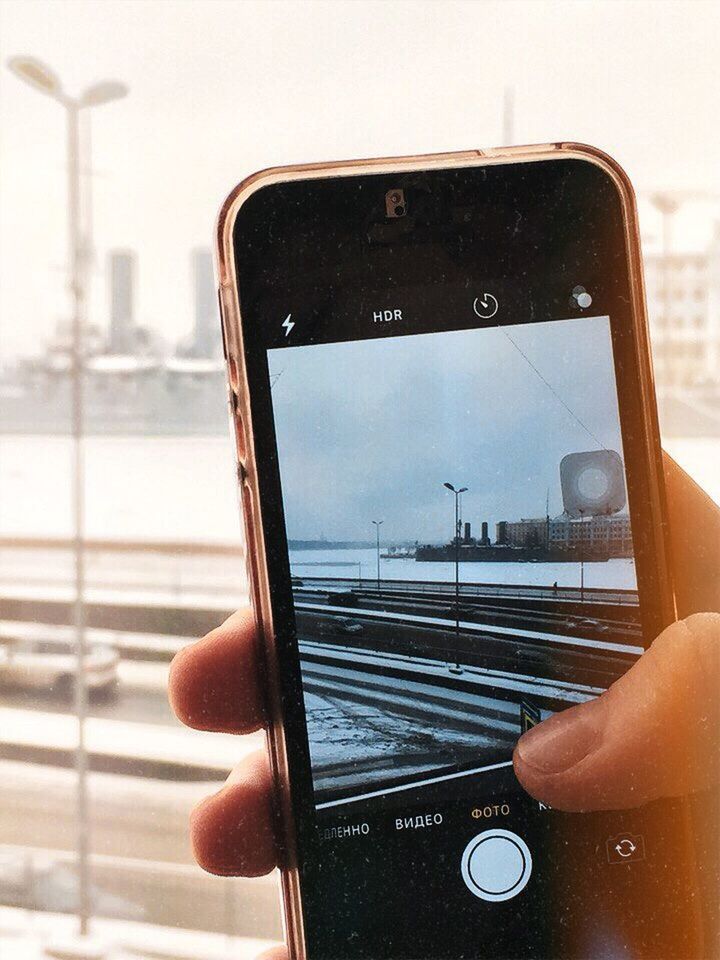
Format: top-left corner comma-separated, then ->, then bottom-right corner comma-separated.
231,159 -> 701,959
268,310 -> 635,816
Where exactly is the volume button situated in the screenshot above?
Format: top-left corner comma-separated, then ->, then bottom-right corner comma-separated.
219,284 -> 241,394
218,289 -> 229,359
228,355 -> 241,395
234,411 -> 247,463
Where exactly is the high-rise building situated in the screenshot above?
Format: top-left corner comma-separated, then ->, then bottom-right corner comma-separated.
191,248 -> 219,358
108,250 -> 137,353
644,225 -> 720,388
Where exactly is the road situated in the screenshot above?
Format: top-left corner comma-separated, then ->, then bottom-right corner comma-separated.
0,660 -> 175,724
0,543 -> 247,609
0,759 -> 281,938
296,575 -> 639,607
0,577 -> 641,935
0,629 -> 276,935
292,585 -> 640,807
295,598 -> 639,688
0,614 -> 272,931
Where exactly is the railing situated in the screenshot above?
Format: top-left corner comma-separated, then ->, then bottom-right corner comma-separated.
296,575 -> 639,605
0,536 -> 248,630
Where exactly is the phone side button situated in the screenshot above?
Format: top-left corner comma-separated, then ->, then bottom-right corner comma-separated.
227,355 -> 241,395
233,411 -> 247,463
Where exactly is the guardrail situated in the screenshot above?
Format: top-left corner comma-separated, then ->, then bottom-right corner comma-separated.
0,845 -> 281,939
0,595 -> 231,638
0,535 -> 244,556
296,576 -> 639,605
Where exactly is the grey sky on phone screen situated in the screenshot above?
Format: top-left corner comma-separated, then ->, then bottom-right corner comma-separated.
268,314 -> 625,543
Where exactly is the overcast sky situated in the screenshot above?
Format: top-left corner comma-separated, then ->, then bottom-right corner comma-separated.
1,0 -> 719,360
269,314 -> 623,542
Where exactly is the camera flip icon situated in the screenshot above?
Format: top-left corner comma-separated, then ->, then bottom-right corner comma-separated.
606,833 -> 646,864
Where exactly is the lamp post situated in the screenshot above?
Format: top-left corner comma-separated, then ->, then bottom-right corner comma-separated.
578,507 -> 585,603
371,520 -> 383,593
7,56 -> 128,940
444,482 -> 467,673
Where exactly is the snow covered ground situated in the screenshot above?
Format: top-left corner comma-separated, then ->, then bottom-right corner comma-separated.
299,640 -> 597,805
290,549 -> 638,590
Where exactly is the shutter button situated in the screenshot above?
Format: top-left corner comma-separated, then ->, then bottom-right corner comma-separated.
461,829 -> 532,902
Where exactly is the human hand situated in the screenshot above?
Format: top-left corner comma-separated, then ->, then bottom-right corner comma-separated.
168,454 -> 719,957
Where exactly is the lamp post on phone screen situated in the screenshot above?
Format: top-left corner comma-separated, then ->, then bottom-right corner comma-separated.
579,507 -> 585,603
444,482 -> 467,673
371,519 -> 383,594
7,56 -> 127,939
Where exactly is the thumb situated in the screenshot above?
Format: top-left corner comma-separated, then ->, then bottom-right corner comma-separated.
513,612 -> 720,811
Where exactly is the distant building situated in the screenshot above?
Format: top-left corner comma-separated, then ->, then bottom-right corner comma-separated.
548,513 -> 633,554
175,248 -> 221,359
503,518 -> 547,548
644,224 -> 720,388
496,513 -> 633,555
108,250 -> 137,353
192,247 -> 219,358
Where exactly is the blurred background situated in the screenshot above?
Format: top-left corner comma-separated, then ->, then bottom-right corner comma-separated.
0,1 -> 718,957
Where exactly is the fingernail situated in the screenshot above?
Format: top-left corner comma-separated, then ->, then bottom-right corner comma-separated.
516,709 -> 601,775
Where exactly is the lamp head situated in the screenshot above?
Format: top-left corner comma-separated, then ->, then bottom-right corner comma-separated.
81,80 -> 129,107
7,56 -> 64,100
443,482 -> 455,492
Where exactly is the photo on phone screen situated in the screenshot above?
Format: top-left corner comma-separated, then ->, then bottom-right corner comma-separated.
268,312 -> 640,814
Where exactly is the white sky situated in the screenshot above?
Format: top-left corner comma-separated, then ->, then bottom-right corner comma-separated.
1,0 -> 719,359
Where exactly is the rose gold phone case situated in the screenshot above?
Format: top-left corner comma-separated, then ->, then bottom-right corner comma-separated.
214,144 -> 677,959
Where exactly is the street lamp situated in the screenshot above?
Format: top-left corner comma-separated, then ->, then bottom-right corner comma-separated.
444,482 -> 467,673
7,55 -> 128,940
371,520 -> 383,593
578,507 -> 586,603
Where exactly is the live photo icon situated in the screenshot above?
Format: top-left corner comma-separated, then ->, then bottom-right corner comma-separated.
560,449 -> 627,518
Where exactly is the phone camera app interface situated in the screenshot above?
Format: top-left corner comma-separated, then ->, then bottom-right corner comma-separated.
264,311 -> 692,958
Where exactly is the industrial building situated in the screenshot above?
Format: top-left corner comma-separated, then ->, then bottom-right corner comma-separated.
496,514 -> 632,555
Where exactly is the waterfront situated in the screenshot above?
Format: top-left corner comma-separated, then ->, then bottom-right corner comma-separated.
2,432 -> 717,545
290,547 -> 637,589
2,433 -> 718,546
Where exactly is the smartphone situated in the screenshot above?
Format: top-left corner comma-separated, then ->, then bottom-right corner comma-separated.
215,146 -> 703,959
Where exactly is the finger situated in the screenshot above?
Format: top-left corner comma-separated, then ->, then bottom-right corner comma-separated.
513,613 -> 720,811
663,451 -> 720,616
168,608 -> 265,733
258,948 -> 288,960
190,750 -> 277,877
